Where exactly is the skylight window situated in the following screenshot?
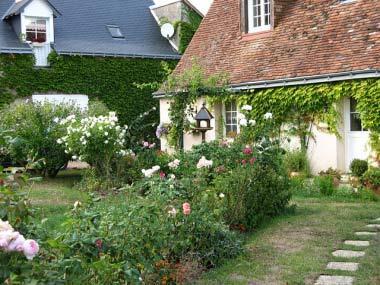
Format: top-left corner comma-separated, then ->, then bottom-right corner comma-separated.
107,25 -> 125,39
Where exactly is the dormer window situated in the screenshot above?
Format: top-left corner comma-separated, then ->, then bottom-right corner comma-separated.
247,0 -> 271,33
26,18 -> 47,43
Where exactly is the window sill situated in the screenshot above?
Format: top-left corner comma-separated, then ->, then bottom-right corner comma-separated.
240,29 -> 273,42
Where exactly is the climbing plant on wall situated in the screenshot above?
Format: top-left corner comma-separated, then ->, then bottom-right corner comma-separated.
161,61 -> 380,154
175,7 -> 202,54
0,53 -> 178,139
161,60 -> 229,148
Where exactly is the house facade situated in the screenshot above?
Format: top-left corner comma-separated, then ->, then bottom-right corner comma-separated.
157,0 -> 380,173
0,0 -> 186,127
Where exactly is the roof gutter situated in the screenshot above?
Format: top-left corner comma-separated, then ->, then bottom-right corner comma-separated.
56,51 -> 181,60
153,69 -> 380,98
0,47 -> 33,54
231,69 -> 380,91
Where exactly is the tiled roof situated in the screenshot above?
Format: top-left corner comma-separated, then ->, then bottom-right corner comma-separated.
0,0 -> 180,59
173,0 -> 380,85
2,0 -> 60,20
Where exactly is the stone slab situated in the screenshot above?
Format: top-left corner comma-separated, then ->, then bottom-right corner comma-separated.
355,232 -> 377,236
326,262 -> 359,272
374,218 -> 380,222
315,275 -> 354,285
344,240 -> 370,247
332,250 -> 365,258
366,224 -> 380,229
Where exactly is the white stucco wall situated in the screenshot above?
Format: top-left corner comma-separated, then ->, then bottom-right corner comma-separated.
159,97 -> 218,153
160,97 -> 371,174
32,94 -> 89,110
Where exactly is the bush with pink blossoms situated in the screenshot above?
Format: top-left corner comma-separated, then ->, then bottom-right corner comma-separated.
0,219 -> 39,260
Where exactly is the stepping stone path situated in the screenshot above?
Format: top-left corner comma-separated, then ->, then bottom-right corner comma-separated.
355,232 -> 377,236
344,240 -> 370,247
314,217 -> 379,285
332,250 -> 365,258
326,262 -> 359,272
366,224 -> 380,229
315,275 -> 354,285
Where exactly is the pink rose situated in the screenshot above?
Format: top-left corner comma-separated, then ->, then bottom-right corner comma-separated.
95,239 -> 103,250
6,232 -> 25,252
182,203 -> 191,216
149,143 -> 156,149
159,172 -> 166,179
22,239 -> 39,260
143,141 -> 149,148
250,157 -> 257,165
241,159 -> 247,165
243,147 -> 253,155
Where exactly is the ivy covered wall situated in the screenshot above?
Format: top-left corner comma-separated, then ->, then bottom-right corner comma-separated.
0,53 -> 178,128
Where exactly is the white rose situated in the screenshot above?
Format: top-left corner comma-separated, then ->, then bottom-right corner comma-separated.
239,118 -> 248,126
241,105 -> 252,111
264,112 -> 273,120
249,119 -> 256,126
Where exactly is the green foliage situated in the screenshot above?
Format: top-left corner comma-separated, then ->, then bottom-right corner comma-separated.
215,163 -> 291,230
313,176 -> 335,196
284,150 -> 310,176
319,167 -> 342,181
176,8 -> 203,54
28,192 -> 241,284
0,167 -> 40,233
350,159 -> 369,177
0,102 -> 81,177
87,99 -> 110,117
162,61 -> 229,148
0,53 -> 178,140
361,167 -> 380,189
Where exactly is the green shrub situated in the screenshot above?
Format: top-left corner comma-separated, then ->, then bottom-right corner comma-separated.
313,176 -> 335,196
87,99 -> 110,117
350,159 -> 369,177
319,167 -> 341,181
37,196 -> 241,284
214,163 -> 291,230
361,167 -> 380,189
284,150 -> 310,176
0,102 -> 81,177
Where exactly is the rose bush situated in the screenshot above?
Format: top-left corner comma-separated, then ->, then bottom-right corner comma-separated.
59,112 -> 130,178
0,101 -> 81,177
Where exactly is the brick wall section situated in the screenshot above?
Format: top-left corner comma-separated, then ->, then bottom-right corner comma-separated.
174,0 -> 380,85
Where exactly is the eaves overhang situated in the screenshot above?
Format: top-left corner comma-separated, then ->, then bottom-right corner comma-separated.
153,69 -> 380,99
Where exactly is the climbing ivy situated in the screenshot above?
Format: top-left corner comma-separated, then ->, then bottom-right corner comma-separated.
175,8 -> 202,54
0,53 -> 178,139
161,60 -> 229,148
162,61 -> 380,155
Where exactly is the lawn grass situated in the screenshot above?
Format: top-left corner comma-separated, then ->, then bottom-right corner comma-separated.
26,174 -> 380,284
197,197 -> 380,285
27,169 -> 88,232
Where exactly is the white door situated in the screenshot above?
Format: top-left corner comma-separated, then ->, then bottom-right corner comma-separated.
33,43 -> 51,67
345,98 -> 370,171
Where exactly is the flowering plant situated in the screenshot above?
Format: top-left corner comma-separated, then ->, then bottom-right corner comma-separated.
58,112 -> 130,177
0,219 -> 39,260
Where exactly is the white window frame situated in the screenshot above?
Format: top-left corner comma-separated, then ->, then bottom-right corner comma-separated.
247,0 -> 272,33
223,101 -> 240,137
25,17 -> 48,44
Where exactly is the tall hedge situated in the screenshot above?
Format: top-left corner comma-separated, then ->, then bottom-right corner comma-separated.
0,53 -> 178,130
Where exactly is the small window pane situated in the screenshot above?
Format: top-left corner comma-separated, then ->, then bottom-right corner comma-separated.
350,113 -> 362,132
25,18 -> 47,43
107,25 -> 125,39
350,97 -> 357,112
